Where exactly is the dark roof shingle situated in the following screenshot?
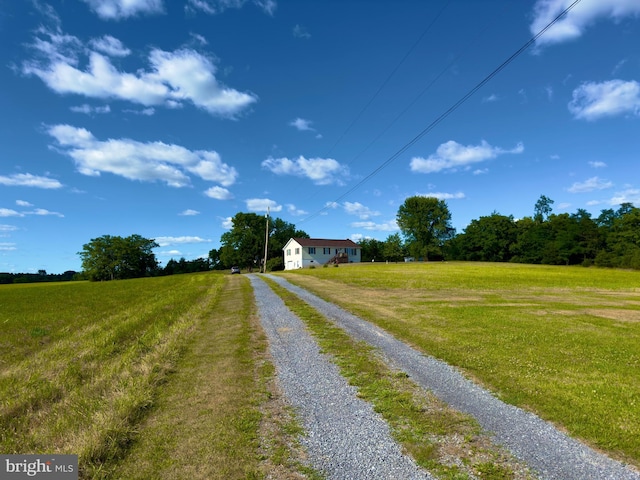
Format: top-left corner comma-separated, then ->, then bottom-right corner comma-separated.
292,238 -> 360,248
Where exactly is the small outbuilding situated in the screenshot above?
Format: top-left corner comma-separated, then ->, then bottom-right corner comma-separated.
282,238 -> 361,270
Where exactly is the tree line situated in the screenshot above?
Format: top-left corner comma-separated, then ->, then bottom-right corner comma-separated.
361,195 -> 640,270
73,214 -> 308,281
9,194 -> 637,283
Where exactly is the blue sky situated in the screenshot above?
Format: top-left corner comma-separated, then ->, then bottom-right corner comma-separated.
1,0 -> 640,273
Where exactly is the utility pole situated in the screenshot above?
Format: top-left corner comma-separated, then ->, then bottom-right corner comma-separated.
262,207 -> 269,273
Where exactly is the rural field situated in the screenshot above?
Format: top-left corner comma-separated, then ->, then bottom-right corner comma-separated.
2,262 -> 639,478
0,273 -> 308,479
278,261 -> 640,469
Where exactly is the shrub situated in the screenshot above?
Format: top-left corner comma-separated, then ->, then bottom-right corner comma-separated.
266,257 -> 284,272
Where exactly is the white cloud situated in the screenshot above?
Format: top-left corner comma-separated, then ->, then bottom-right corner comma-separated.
16,200 -> 33,207
154,236 -> 211,247
289,117 -> 315,131
410,140 -> 524,174
190,32 -> 208,46
482,93 -> 499,103
221,216 -> 233,229
609,188 -> 640,206
124,107 -> 155,116
293,24 -> 311,39
89,35 -> 131,57
569,80 -> 640,120
286,204 -> 308,216
262,156 -> 349,185
568,176 -> 613,193
187,0 -> 276,15
23,29 -> 257,117
350,220 -> 398,232
545,85 -> 554,101
159,249 -> 182,257
0,243 -> 17,251
81,0 -> 164,20
0,225 -> 18,232
0,209 -> 23,217
179,209 -> 200,216
28,208 -> 64,217
47,124 -> 237,187
246,198 -> 282,212
342,201 -> 380,220
205,186 -> 234,200
530,0 -> 640,48
589,161 -> 607,168
414,192 -> 466,200
0,173 -> 63,189
70,104 -> 111,114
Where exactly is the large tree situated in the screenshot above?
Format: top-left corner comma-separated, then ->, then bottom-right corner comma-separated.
396,196 -> 454,260
382,233 -> 405,262
79,234 -> 159,281
451,212 -> 517,262
219,212 -> 308,271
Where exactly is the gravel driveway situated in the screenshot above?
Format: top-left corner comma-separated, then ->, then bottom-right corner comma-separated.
249,275 -> 432,479
256,274 -> 640,480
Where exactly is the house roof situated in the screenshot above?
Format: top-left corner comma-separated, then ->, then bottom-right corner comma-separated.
290,238 -> 360,248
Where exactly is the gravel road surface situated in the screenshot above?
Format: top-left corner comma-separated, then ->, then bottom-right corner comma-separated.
264,274 -> 640,480
249,275 -> 433,479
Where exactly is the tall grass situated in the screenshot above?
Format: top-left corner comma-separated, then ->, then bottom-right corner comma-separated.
280,262 -> 640,467
0,273 -> 222,477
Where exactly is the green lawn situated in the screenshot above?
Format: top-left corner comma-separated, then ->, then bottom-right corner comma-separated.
0,273 -> 310,479
279,262 -> 640,467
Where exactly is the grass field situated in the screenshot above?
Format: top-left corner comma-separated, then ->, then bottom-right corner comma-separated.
0,273 -> 310,479
3,262 -> 638,477
278,262 -> 640,468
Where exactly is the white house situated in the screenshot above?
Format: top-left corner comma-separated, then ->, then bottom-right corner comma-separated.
282,238 -> 361,270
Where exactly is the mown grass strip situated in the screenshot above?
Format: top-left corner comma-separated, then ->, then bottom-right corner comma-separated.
111,274 -> 319,480
264,277 -> 534,480
0,273 -> 222,477
112,274 -> 262,479
280,262 -> 640,468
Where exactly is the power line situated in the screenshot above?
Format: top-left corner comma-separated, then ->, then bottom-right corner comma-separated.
323,0 -> 452,159
300,0 -> 583,224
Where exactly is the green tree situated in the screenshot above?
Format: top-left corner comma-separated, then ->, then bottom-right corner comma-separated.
596,205 -> 640,269
451,212 -> 517,262
510,217 -> 551,264
79,234 -> 159,281
359,238 -> 385,262
534,195 -> 554,222
396,196 -> 454,261
219,212 -> 308,270
382,233 -> 405,262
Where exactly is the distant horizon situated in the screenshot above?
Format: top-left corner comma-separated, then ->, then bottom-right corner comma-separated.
2,0 -> 639,274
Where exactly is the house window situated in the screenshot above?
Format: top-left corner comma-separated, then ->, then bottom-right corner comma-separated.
347,248 -> 357,255
295,248 -> 300,254
286,249 -> 291,256
323,247 -> 331,254
308,247 -> 316,254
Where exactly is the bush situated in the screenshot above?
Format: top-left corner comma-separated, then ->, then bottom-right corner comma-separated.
265,257 -> 284,272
